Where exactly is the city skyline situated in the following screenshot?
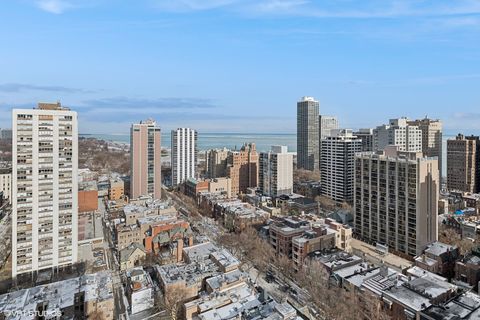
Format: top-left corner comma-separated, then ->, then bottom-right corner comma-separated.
1,1 -> 480,133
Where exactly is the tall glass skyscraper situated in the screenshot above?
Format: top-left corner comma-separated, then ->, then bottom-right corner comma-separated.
297,96 -> 319,171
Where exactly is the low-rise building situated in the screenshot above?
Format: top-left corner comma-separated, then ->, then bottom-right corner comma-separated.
414,242 -> 460,279
269,217 -> 310,257
123,199 -> 176,225
142,215 -> 193,262
0,271 -> 114,319
157,243 -> 240,301
420,291 -> 480,319
116,224 -> 143,251
78,181 -> 98,213
185,177 -> 233,199
455,250 -> 480,288
325,218 -> 353,252
120,242 -> 147,270
126,267 -> 154,315
292,227 -> 336,269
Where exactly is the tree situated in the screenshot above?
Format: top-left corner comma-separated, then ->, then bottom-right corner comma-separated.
439,225 -> 476,255
315,195 -> 336,212
88,309 -> 105,320
294,169 -> 320,182
160,286 -> 190,320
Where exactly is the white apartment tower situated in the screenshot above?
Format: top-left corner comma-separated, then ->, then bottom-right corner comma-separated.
319,115 -> 339,140
171,128 -> 197,186
320,129 -> 362,203
12,102 -> 78,278
374,118 -> 422,153
259,146 -> 294,197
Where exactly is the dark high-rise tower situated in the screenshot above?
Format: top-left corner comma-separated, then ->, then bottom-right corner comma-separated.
296,96 -> 319,171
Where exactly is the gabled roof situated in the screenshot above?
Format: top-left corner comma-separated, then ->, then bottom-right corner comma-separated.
120,242 -> 146,263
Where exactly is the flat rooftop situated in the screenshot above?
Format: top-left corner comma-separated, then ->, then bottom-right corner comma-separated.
0,271 -> 113,319
350,238 -> 412,271
424,241 -> 457,257
157,260 -> 219,286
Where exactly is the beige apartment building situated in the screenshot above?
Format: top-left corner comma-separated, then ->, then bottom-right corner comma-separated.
0,167 -> 11,203
205,148 -> 229,178
109,177 -> 124,200
408,118 -> 443,175
130,119 -> 162,200
227,143 -> 258,195
354,149 -> 439,257
447,134 -> 480,193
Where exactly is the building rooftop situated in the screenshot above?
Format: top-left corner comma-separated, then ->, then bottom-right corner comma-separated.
196,284 -> 261,320
157,260 -> 219,286
424,242 -> 457,257
0,271 -> 113,319
422,291 -> 480,320
310,250 -> 363,272
184,242 -> 218,262
137,213 -> 178,226
127,267 -> 153,292
37,102 -> 69,111
350,238 -> 412,271
383,284 -> 432,312
120,242 -> 146,263
210,249 -> 240,271
205,269 -> 246,291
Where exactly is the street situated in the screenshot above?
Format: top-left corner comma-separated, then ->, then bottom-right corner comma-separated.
98,197 -> 126,319
0,207 -> 11,271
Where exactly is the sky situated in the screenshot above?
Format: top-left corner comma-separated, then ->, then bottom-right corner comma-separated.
0,0 -> 480,134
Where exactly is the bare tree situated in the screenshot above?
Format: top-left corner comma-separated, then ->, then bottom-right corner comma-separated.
315,195 -> 336,212
160,286 -> 190,320
88,309 -> 105,320
294,169 -> 320,183
439,225 -> 475,255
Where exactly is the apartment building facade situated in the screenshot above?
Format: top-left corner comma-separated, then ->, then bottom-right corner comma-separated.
374,117 -> 422,152
205,148 -> 229,178
0,167 -> 11,203
12,102 -> 78,277
297,96 -> 319,171
319,115 -> 339,140
227,143 -> 258,195
130,119 -> 162,199
408,118 -> 443,175
259,145 -> 293,197
354,128 -> 374,152
171,128 -> 197,186
320,129 -> 362,203
447,134 -> 480,193
354,150 -> 439,257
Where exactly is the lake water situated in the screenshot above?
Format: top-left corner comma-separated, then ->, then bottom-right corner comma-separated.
81,132 -> 479,176
80,132 -> 298,153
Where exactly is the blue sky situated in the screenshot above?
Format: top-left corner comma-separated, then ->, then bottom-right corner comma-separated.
1,0 -> 480,134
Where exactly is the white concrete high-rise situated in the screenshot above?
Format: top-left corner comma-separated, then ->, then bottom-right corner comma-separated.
12,102 -> 78,278
171,128 -> 197,186
374,117 -> 422,152
319,115 -> 339,140
320,129 -> 362,203
259,146 -> 294,197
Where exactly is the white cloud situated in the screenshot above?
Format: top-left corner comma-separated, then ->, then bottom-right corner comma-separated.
36,0 -> 73,14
